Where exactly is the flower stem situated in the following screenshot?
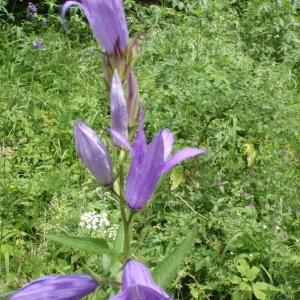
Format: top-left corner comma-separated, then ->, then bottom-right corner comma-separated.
118,150 -> 130,262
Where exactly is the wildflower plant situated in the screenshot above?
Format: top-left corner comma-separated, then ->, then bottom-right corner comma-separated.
7,0 -> 207,299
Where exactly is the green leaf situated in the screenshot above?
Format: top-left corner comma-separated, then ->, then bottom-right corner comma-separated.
252,282 -> 279,300
237,259 -> 251,278
252,283 -> 267,300
153,225 -> 197,289
247,266 -> 260,282
48,234 -> 121,257
237,259 -> 259,281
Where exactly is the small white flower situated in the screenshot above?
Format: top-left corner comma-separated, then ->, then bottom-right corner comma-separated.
79,211 -> 111,232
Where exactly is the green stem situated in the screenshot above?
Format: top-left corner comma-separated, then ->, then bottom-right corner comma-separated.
117,150 -> 130,262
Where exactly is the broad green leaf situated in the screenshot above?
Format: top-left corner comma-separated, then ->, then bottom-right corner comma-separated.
153,225 -> 197,289
252,283 -> 266,300
252,282 -> 279,300
48,234 -> 121,257
247,266 -> 260,282
237,259 -> 251,278
237,259 -> 260,281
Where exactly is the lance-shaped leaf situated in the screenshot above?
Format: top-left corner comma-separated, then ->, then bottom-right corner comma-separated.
110,70 -> 128,147
48,235 -> 121,258
62,0 -> 128,53
153,226 -> 197,289
127,69 -> 139,127
109,260 -> 171,300
74,121 -> 113,185
8,274 -> 97,300
109,111 -> 207,209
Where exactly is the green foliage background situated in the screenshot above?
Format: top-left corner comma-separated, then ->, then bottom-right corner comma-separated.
0,0 -> 299,299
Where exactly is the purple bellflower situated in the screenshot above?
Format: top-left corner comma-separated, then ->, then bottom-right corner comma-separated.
110,260 -> 171,300
62,0 -> 129,53
33,38 -> 45,50
110,70 -> 128,147
74,121 -> 113,185
9,274 -> 97,300
110,111 -> 207,209
28,2 -> 37,13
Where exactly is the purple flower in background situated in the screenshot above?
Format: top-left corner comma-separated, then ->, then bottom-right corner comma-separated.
28,2 -> 37,13
110,70 -> 128,147
33,38 -> 45,50
110,111 -> 207,209
74,121 -> 113,185
247,203 -> 255,209
62,0 -> 129,53
110,260 -> 171,300
9,274 -> 97,300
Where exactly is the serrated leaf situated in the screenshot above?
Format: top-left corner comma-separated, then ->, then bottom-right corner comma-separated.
153,225 -> 197,289
48,234 -> 121,257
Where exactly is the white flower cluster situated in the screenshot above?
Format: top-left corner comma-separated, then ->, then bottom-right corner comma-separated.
79,211 -> 118,239
79,211 -> 110,230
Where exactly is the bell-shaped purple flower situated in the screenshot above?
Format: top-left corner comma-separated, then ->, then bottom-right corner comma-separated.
110,111 -> 207,209
28,2 -> 37,13
74,121 -> 113,185
62,0 -> 129,53
110,70 -> 128,147
9,274 -> 97,300
109,260 -> 171,300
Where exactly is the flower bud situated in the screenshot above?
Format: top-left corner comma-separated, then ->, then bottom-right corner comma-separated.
110,70 -> 128,147
74,121 -> 113,185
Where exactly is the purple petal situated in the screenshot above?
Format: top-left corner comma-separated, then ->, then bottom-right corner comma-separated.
74,121 -> 113,185
65,0 -> 128,53
108,260 -> 170,300
126,131 -> 164,209
61,1 -> 89,31
108,129 -> 133,154
109,287 -> 171,300
161,129 -> 174,161
162,147 -> 207,174
132,109 -> 147,164
10,274 -> 97,300
110,70 -> 128,147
